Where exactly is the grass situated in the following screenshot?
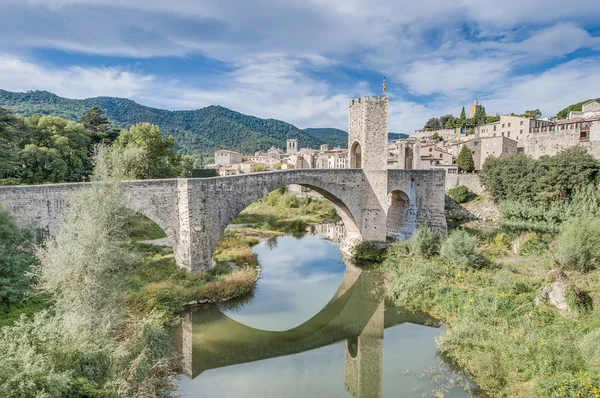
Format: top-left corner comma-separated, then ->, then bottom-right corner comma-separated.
0,295 -> 52,328
383,229 -> 600,397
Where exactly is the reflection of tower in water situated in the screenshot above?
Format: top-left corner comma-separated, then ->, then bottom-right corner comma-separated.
344,271 -> 384,398
308,223 -> 346,244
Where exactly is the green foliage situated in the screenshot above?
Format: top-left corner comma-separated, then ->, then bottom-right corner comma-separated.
473,106 -> 487,126
303,128 -> 347,148
485,115 -> 500,124
432,132 -> 443,141
0,208 -> 38,307
557,98 -> 600,119
423,117 -> 442,131
354,242 -> 387,262
521,109 -> 542,119
0,90 -> 325,157
517,233 -> 549,257
441,230 -> 488,268
0,108 -> 23,178
410,224 -> 442,258
457,145 -> 474,172
482,147 -> 600,204
556,217 -> 600,272
448,185 -> 470,203
81,106 -> 110,134
459,107 -> 466,121
112,123 -> 182,179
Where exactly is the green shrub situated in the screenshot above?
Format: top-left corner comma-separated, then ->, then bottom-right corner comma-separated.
441,230 -> 488,268
410,224 -> 442,258
555,217 -> 600,272
448,185 -> 470,204
0,208 -> 38,307
354,242 -> 387,262
517,232 -> 548,257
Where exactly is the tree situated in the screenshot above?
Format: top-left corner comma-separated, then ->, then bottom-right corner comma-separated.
474,106 -> 487,126
522,109 -> 542,119
444,119 -> 455,129
485,115 -> 500,124
457,145 -> 475,172
440,114 -> 454,128
459,107 -> 466,121
0,108 -> 23,178
81,106 -> 110,134
112,123 -> 182,179
0,209 -> 38,307
432,132 -> 443,141
424,117 -> 442,131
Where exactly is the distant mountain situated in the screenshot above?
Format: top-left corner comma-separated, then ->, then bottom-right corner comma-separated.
0,90 -> 324,156
303,128 -> 409,148
557,98 -> 600,119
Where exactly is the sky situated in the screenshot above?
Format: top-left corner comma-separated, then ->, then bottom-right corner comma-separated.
1,0 -> 600,133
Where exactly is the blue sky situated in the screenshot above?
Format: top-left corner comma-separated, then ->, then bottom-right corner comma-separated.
1,0 -> 600,132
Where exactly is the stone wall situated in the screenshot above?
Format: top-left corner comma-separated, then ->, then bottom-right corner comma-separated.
445,172 -> 484,194
348,96 -> 388,171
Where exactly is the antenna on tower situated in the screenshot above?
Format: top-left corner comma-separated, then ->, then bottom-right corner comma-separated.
383,76 -> 387,95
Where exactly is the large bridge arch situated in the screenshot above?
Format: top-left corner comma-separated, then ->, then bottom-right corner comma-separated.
185,169 -> 366,270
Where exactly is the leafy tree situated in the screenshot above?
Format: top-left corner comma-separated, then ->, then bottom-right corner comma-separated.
0,209 -> 38,307
457,145 -> 475,172
0,108 -> 23,178
432,132 -> 443,141
440,114 -> 454,128
474,106 -> 487,126
481,147 -> 600,203
485,115 -> 500,124
81,106 -> 110,133
444,119 -> 455,129
522,109 -> 542,119
459,107 -> 466,120
424,117 -> 442,131
113,123 -> 182,179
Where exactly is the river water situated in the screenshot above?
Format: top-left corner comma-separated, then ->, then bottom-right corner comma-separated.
175,227 -> 473,398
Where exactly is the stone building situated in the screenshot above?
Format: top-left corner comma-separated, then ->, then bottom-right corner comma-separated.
524,117 -> 600,158
286,138 -> 299,154
446,135 -> 518,170
568,100 -> 600,120
419,142 -> 453,167
214,149 -> 242,166
387,139 -> 420,170
475,115 -> 553,147
348,96 -> 388,170
470,99 -> 482,118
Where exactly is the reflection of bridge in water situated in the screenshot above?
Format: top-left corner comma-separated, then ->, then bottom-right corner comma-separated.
179,259 -> 434,398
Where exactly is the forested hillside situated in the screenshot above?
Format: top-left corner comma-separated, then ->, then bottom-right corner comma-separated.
0,90 -> 324,155
303,128 -> 408,148
557,98 -> 600,119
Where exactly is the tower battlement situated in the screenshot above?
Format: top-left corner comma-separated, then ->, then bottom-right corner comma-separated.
349,95 -> 388,107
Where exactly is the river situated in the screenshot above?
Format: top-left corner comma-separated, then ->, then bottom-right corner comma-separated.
175,226 -> 474,397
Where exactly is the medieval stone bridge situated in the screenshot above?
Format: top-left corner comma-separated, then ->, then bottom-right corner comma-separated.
0,168 -> 446,272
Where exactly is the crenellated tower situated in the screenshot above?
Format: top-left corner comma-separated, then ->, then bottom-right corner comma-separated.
348,95 -> 388,171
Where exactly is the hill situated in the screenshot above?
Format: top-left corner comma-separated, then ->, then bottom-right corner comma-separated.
303,128 -> 348,148
303,128 -> 409,148
557,98 -> 600,119
0,90 -> 324,156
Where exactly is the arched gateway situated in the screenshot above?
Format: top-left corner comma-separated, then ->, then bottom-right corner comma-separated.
0,95 -> 447,272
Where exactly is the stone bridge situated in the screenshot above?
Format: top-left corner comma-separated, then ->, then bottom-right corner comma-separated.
0,168 -> 446,272
179,266 -> 433,398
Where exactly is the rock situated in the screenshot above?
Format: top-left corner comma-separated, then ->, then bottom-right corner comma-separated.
535,269 -> 580,314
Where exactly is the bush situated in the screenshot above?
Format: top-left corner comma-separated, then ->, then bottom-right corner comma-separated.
0,208 -> 38,307
517,232 -> 548,257
555,217 -> 600,272
441,230 -> 488,268
354,242 -> 387,262
448,185 -> 470,204
410,224 -> 442,258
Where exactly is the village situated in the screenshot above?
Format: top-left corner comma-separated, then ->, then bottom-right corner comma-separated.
209,98 -> 600,192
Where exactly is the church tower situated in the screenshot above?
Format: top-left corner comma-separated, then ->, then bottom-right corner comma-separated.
286,138 -> 298,155
348,96 -> 388,171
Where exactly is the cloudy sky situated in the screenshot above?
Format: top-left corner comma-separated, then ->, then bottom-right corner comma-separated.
1,0 -> 600,132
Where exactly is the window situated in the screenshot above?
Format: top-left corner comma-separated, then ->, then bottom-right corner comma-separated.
508,123 -> 511,127
520,121 -> 524,125
439,153 -> 443,158
520,129 -> 523,134
474,141 -> 479,147
493,125 -> 497,131
429,148 -> 432,152
507,132 -> 510,137
502,124 -> 505,128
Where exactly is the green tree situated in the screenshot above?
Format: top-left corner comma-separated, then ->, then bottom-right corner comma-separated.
81,106 -> 110,133
0,209 -> 38,307
522,109 -> 542,119
474,106 -> 487,126
485,115 -> 500,124
444,119 -> 455,129
424,117 -> 442,131
439,114 -> 454,128
457,145 -> 475,172
0,108 -> 25,179
432,132 -> 443,141
113,123 -> 182,179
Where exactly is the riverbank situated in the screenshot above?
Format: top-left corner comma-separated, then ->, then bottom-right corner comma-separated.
383,224 -> 600,397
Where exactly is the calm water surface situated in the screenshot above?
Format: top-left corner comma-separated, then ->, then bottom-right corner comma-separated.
176,229 -> 473,398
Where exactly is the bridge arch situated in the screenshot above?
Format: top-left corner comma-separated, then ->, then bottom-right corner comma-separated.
386,189 -> 411,238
